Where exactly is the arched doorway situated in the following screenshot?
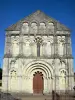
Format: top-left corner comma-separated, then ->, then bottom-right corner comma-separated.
33,71 -> 44,94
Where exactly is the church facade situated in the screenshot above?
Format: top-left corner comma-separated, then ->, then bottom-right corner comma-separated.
2,10 -> 74,94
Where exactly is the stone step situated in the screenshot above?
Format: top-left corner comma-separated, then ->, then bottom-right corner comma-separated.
12,94 -> 52,100
1,92 -> 75,100
19,96 -> 52,100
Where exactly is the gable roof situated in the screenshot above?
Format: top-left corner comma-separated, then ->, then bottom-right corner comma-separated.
6,10 -> 70,31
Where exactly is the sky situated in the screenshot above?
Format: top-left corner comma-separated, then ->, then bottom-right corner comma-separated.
0,0 -> 75,71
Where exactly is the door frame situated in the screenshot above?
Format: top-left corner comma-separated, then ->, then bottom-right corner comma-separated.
33,71 -> 44,94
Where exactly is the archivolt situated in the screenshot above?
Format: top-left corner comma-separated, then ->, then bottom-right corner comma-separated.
31,67 -> 47,77
27,64 -> 50,78
23,60 -> 53,78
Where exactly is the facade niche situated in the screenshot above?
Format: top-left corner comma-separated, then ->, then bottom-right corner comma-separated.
23,40 -> 31,56
47,23 -> 54,34
57,36 -> 65,56
11,36 -> 19,56
42,41 -> 52,56
39,22 -> 46,34
59,69 -> 67,90
10,70 -> 17,91
22,23 -> 29,33
30,22 -> 37,34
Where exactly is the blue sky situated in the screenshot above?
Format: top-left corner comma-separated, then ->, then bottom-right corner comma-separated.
0,0 -> 75,71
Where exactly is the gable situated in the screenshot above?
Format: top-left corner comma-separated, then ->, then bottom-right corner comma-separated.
6,10 -> 70,32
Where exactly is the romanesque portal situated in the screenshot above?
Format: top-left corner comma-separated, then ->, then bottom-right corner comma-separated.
2,10 -> 74,94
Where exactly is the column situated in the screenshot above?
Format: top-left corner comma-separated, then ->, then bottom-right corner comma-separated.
2,58 -> 10,92
54,35 -> 58,56
63,43 -> 66,56
35,37 -> 43,57
48,77 -> 52,93
37,42 -> 40,57
51,43 -> 54,56
43,77 -> 48,94
19,35 -> 23,56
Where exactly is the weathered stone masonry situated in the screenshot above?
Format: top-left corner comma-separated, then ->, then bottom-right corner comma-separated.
2,10 -> 74,94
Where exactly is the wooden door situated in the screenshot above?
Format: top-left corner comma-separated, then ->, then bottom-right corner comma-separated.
33,71 -> 43,94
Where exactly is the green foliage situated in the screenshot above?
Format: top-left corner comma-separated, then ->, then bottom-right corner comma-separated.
74,72 -> 75,81
0,68 -> 2,80
0,82 -> 2,86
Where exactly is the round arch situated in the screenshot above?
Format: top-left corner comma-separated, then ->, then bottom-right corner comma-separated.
23,60 -> 53,78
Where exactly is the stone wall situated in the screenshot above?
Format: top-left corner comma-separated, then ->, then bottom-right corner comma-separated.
2,10 -> 74,93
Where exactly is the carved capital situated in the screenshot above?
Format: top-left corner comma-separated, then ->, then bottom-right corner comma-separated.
34,37 -> 43,44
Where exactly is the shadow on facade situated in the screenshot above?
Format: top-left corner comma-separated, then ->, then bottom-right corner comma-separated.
0,92 -> 21,100
0,90 -> 75,100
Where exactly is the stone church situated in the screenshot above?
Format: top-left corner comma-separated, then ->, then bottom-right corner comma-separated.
2,10 -> 74,94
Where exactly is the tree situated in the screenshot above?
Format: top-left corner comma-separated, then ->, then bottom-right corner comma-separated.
0,68 -> 2,79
